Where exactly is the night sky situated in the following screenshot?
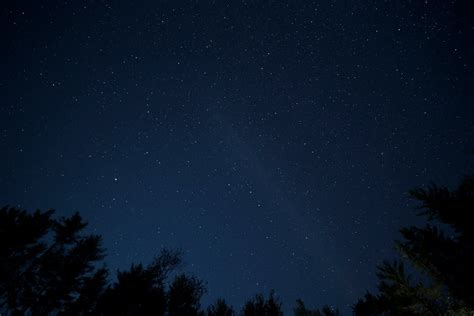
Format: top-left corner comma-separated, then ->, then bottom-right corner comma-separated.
1,1 -> 474,314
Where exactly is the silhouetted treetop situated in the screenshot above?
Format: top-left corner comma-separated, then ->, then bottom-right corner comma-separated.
95,248 -> 183,316
207,298 -> 235,316
294,298 -> 341,316
409,175 -> 474,237
354,176 -> 474,315
0,206 -> 107,315
242,290 -> 283,316
168,273 -> 206,316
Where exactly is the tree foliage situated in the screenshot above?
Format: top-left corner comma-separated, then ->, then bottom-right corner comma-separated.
168,273 -> 206,316
242,290 -> 283,316
207,298 -> 235,316
0,207 -> 206,316
294,298 -> 341,316
3,176 -> 472,315
0,206 -> 107,315
354,176 -> 474,315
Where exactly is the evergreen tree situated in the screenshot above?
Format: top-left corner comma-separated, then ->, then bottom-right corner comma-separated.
399,177 -> 474,306
0,206 -> 107,315
207,298 -> 235,316
354,176 -> 474,315
168,273 -> 206,316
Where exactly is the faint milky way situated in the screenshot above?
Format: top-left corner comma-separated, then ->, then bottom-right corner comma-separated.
1,1 -> 473,314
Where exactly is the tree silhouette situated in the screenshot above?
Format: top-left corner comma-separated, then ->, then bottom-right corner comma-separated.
243,293 -> 265,316
207,298 -> 235,316
355,260 -> 447,315
167,273 -> 206,316
294,298 -> 341,316
95,248 -> 182,316
0,206 -> 107,315
242,290 -> 283,316
399,177 -> 474,306
354,176 -> 474,315
353,293 -> 386,316
2,206 -> 351,315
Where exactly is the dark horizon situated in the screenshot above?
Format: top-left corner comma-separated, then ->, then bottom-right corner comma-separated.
1,1 -> 474,314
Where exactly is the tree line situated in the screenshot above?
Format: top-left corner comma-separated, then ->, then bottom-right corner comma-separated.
1,176 -> 472,315
0,206 -> 340,316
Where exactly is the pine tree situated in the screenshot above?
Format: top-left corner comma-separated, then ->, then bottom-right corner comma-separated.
354,176 -> 474,315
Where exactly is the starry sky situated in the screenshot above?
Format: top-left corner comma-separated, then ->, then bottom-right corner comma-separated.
1,0 -> 473,314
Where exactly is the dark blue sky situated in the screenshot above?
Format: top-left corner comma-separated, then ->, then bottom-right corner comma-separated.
1,1 -> 473,313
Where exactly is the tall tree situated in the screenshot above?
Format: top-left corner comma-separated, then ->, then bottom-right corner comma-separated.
399,177 -> 474,305
167,273 -> 206,316
0,206 -> 107,315
207,298 -> 235,316
354,176 -> 474,315
95,248 -> 182,316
